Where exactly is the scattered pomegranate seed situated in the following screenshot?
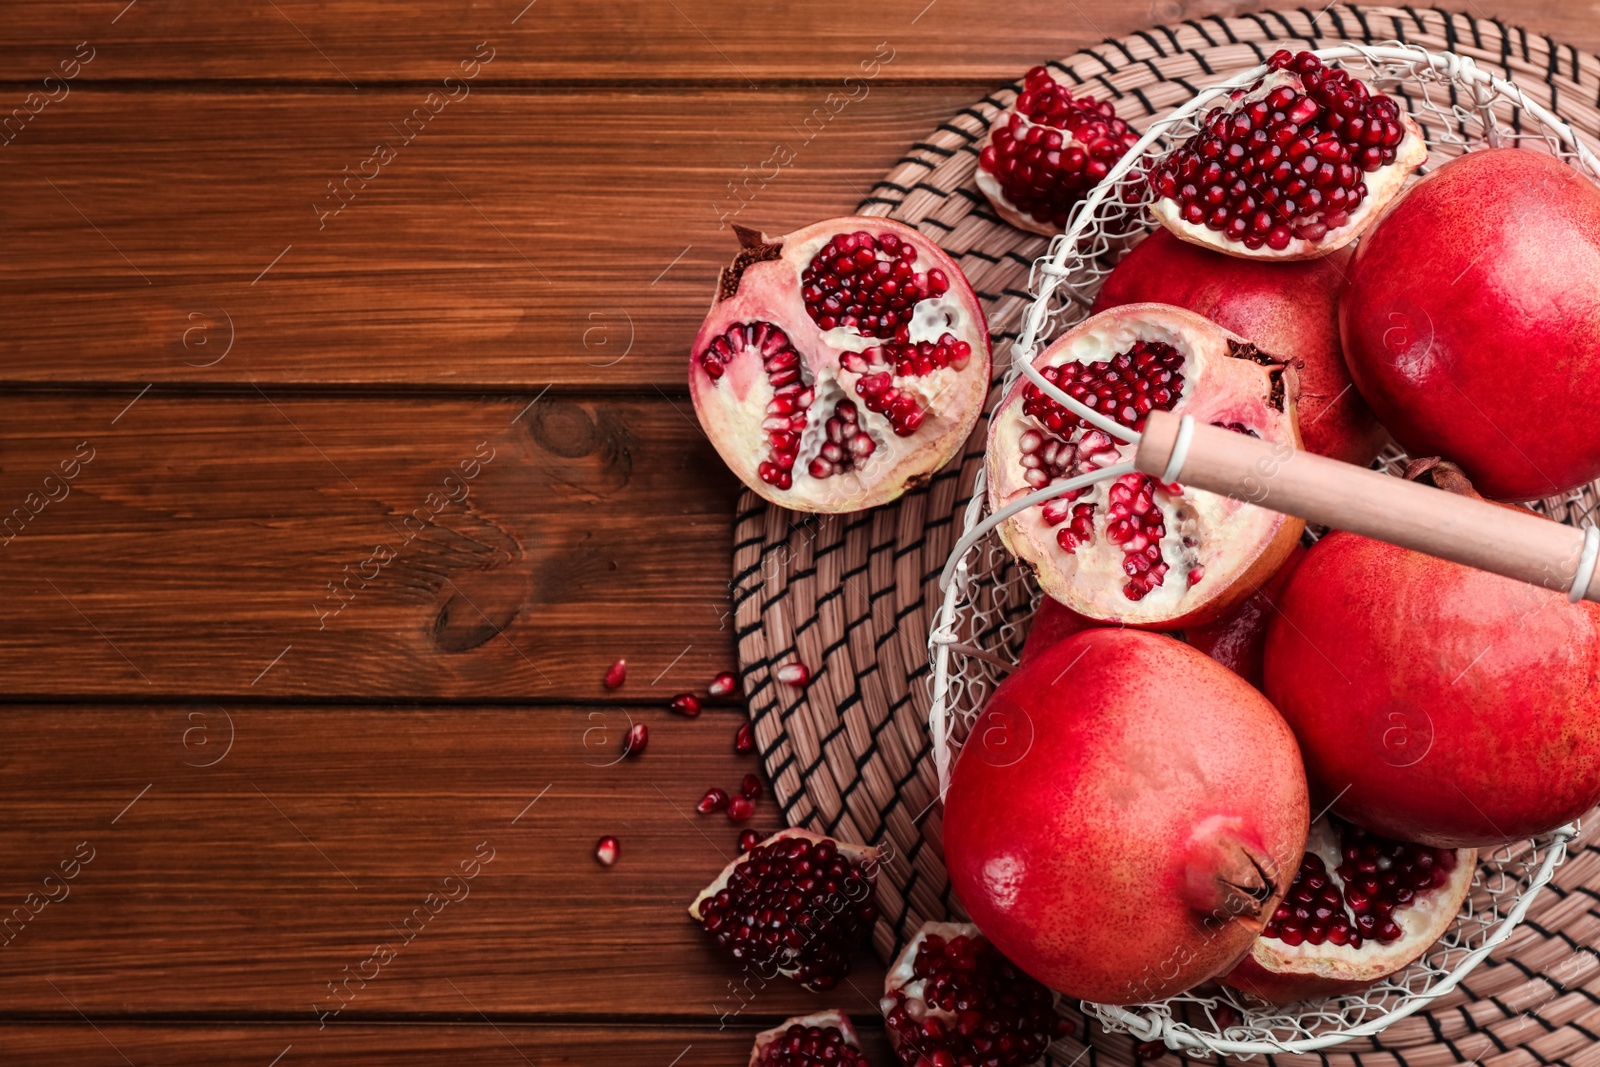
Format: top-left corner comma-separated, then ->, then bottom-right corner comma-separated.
708,671 -> 739,698
727,795 -> 755,822
1134,1039 -> 1167,1061
697,787 -> 730,814
734,721 -> 756,754
602,658 -> 626,689
738,828 -> 763,852
595,836 -> 619,866
741,773 -> 764,801
621,722 -> 648,758
775,662 -> 811,687
669,693 -> 702,717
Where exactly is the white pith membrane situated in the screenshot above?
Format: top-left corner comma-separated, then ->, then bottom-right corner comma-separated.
987,304 -> 1301,626
1149,63 -> 1428,261
749,1011 -> 863,1067
1228,817 -> 1476,1001
688,219 -> 991,513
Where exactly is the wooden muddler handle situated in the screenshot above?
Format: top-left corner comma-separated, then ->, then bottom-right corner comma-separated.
1134,410 -> 1600,604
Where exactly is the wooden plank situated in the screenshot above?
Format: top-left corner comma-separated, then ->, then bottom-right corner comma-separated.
4,1 -> 1599,86
0,87 -> 979,389
0,1023 -> 894,1065
0,706 -> 892,1016
0,395 -> 745,699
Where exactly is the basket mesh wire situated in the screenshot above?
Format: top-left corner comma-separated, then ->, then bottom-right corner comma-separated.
927,43 -> 1594,1058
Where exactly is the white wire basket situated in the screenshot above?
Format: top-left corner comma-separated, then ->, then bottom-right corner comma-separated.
926,42 -> 1596,1059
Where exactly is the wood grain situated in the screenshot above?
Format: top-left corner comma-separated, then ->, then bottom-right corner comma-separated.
0,705 -> 890,1016
0,395 -> 743,699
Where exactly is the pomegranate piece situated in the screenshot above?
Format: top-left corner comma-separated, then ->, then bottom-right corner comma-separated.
943,630 -> 1309,1003
1149,50 -> 1425,260
708,670 -> 739,698
689,828 -> 880,991
881,922 -> 1071,1067
749,1011 -> 869,1067
1223,815 -> 1475,1003
734,721 -> 755,754
1094,227 -> 1383,463
1341,147 -> 1600,499
976,65 -> 1142,236
620,722 -> 648,758
738,828 -> 763,852
595,836 -> 619,867
602,658 -> 626,689
727,795 -> 754,822
740,773 -> 763,801
775,661 -> 810,687
1264,476 -> 1600,846
669,692 -> 702,717
988,303 -> 1303,628
697,787 -> 730,815
689,217 -> 991,512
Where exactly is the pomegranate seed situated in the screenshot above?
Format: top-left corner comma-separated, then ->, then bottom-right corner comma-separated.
808,398 -> 880,478
738,828 -> 763,852
621,722 -> 648,758
727,795 -> 755,822
708,671 -> 738,698
741,773 -> 764,801
602,658 -> 626,689
734,721 -> 756,754
776,662 -> 811,687
697,787 -> 730,814
801,231 -> 947,339
669,693 -> 702,717
752,1017 -> 871,1067
595,836 -> 619,866
700,321 -> 812,492
1022,341 -> 1184,436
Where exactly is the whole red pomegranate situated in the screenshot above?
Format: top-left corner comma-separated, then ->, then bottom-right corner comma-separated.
943,629 -> 1309,1004
1264,508 -> 1600,847
1094,229 -> 1383,463
1340,147 -> 1600,500
690,218 -> 991,512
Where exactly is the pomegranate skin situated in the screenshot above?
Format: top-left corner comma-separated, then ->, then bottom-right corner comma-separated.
943,630 -> 1309,1004
1263,531 -> 1600,847
1340,148 -> 1600,500
1095,230 -> 1383,463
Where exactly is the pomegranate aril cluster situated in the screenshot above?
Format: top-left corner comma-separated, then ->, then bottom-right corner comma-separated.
696,835 -> 878,991
1264,819 -> 1459,949
1021,341 -> 1184,436
1150,50 -> 1406,250
700,321 -> 814,491
843,335 -> 974,438
882,931 -> 1070,1067
809,400 -> 876,479
981,66 -> 1140,228
754,1021 -> 871,1067
803,230 -> 948,339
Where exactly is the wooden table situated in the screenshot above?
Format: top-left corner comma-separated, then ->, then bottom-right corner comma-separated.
2,2 -> 1595,1063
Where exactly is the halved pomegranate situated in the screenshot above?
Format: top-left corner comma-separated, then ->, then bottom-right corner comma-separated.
690,218 -> 992,512
881,922 -> 1071,1067
688,828 -> 879,990
976,65 -> 1142,236
987,303 -> 1302,628
750,1011 -> 870,1067
1223,815 -> 1475,1004
1148,50 -> 1426,259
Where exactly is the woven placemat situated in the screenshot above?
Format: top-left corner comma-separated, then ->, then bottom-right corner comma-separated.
731,7 -> 1600,1065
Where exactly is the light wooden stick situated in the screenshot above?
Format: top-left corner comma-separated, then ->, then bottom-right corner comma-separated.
1134,410 -> 1600,603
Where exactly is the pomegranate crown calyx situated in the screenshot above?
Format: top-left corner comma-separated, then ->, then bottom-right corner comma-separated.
715,224 -> 784,304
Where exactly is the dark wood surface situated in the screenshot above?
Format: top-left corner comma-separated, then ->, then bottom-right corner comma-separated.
3,2 -> 1598,1064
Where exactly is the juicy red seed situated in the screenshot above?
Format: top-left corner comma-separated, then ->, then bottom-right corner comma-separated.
738,828 -> 763,853
1105,473 -> 1169,602
727,795 -> 755,822
1150,50 -> 1406,248
808,398 -> 877,479
602,658 -> 626,689
1263,816 -> 1459,949
741,773 -> 764,801
843,334 -> 972,438
669,693 -> 703,717
885,929 -> 1068,1067
697,787 -> 730,814
1021,341 -> 1185,435
621,722 -> 648,757
708,671 -> 739,698
595,835 -> 619,867
776,662 -> 811,687
753,1022 -> 871,1067
801,231 -> 947,339
695,834 -> 878,991
734,721 -> 756,754
700,321 -> 811,492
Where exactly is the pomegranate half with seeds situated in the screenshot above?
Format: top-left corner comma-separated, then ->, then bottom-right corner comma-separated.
1149,50 -> 1425,259
690,218 -> 991,512
688,828 -> 880,990
750,1012 -> 870,1067
880,922 -> 1071,1067
977,65 -> 1142,236
1223,816 -> 1475,1004
987,303 -> 1303,628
